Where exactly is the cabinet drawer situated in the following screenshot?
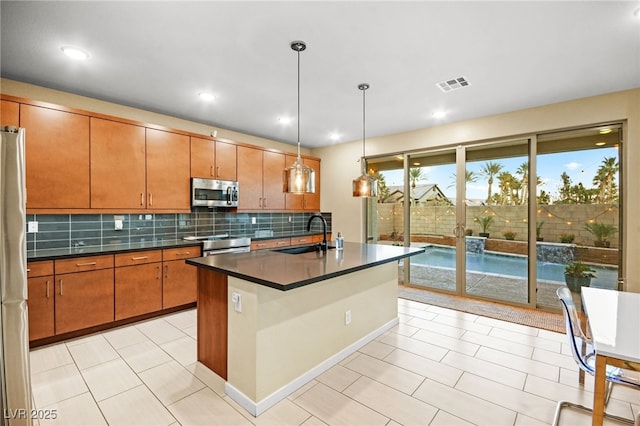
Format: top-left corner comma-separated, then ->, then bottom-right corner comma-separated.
27,260 -> 54,278
115,250 -> 162,267
251,238 -> 290,250
163,246 -> 200,261
290,236 -> 314,246
55,254 -> 114,274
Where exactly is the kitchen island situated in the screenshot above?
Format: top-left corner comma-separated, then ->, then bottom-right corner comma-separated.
186,242 -> 423,416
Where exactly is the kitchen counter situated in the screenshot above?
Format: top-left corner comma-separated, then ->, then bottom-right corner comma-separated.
189,242 -> 424,416
27,238 -> 201,261
186,241 -> 423,291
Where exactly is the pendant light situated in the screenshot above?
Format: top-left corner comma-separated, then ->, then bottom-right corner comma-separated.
352,83 -> 378,197
284,40 -> 316,194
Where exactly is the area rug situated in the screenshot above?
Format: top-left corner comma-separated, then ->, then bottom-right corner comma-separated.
398,285 -> 565,334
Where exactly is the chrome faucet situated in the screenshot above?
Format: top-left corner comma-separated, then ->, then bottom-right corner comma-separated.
307,213 -> 328,252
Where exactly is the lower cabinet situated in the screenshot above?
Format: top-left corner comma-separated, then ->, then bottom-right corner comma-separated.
115,250 -> 163,320
162,246 -> 199,309
27,245 -> 200,342
27,261 -> 55,340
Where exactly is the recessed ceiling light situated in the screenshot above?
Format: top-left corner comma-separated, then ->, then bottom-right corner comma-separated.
413,162 -> 421,166
634,7 -> 640,17
599,128 -> 613,134
329,133 -> 340,141
432,110 -> 446,119
278,116 -> 292,125
198,92 -> 215,101
61,46 -> 89,60
595,141 -> 606,146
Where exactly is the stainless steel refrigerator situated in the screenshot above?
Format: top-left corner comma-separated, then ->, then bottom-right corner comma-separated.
0,127 -> 32,425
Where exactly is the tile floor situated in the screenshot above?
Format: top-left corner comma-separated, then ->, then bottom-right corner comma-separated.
29,298 -> 639,425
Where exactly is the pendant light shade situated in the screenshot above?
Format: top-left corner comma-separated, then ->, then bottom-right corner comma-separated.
284,41 -> 316,194
352,83 -> 378,197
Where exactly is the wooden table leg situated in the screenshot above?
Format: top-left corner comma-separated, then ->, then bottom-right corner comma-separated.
592,354 -> 607,426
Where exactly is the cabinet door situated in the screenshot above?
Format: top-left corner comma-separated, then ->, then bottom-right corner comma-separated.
262,150 -> 285,210
163,259 -> 197,308
115,263 -> 162,320
55,269 -> 114,334
21,104 -> 90,209
237,146 -> 263,210
191,136 -> 215,178
91,118 -> 146,209
1,100 -> 19,127
146,128 -> 190,210
215,141 -> 237,181
27,275 -> 55,340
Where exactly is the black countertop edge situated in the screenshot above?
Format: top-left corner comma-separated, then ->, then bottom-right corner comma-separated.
186,249 -> 423,291
27,239 -> 203,261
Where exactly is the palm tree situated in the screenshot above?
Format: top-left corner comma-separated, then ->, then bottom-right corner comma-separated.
409,167 -> 424,205
373,171 -> 390,202
516,161 -> 529,205
497,171 -> 517,205
593,157 -> 618,203
480,161 -> 503,204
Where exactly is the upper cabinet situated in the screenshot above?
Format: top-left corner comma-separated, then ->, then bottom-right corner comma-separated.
90,118 -> 146,209
237,146 -> 285,210
1,100 -> 19,127
285,155 -> 321,211
190,137 -> 237,181
146,128 -> 190,210
21,104 -> 90,209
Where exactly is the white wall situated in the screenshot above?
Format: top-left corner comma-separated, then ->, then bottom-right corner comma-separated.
314,88 -> 640,292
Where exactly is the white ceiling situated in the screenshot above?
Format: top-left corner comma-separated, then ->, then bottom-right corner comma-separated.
1,1 -> 639,149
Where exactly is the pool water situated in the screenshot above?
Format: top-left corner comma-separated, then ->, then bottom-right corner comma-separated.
411,245 -> 618,286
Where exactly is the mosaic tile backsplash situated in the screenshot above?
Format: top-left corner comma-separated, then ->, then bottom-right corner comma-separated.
26,211 -> 332,252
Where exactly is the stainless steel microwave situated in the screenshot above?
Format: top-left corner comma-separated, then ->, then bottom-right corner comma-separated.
191,178 -> 239,208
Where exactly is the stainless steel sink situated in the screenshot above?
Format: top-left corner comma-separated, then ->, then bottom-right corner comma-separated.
272,244 -> 336,254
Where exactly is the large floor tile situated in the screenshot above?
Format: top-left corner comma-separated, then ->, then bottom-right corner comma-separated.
103,325 -> 150,350
117,339 -> 173,373
39,392 -> 107,426
29,344 -> 74,375
293,382 -> 389,426
31,363 -> 87,408
160,335 -> 197,366
167,387 -> 250,426
135,317 -> 187,345
343,353 -> 424,395
138,360 -> 205,405
99,385 -> 176,426
81,358 -> 142,401
343,376 -> 438,425
383,348 -> 462,387
441,350 -> 527,389
66,335 -> 119,370
316,364 -> 361,392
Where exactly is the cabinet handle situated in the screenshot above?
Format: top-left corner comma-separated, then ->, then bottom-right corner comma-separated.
156,265 -> 161,280
131,256 -> 148,260
59,279 -> 63,296
263,197 -> 267,208
175,252 -> 191,256
210,166 -> 214,177
149,192 -> 153,206
27,268 -> 31,272
256,243 -> 267,247
140,192 -> 144,206
216,166 -> 220,178
76,261 -> 97,267
165,265 -> 169,279
46,280 -> 50,299
277,241 -> 287,245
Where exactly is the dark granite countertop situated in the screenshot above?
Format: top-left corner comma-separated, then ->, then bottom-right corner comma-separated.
27,239 -> 202,261
186,242 -> 424,291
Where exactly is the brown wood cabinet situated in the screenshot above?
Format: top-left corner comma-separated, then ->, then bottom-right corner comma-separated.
162,246 -> 199,308
54,255 -> 114,335
27,261 -> 55,340
237,146 -> 285,210
21,104 -> 90,209
90,118 -> 146,209
146,128 -> 190,210
191,137 -> 237,181
114,250 -> 163,320
285,155 -> 321,211
1,100 -> 19,127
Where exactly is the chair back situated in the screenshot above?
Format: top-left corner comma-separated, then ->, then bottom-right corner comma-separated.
556,287 -> 594,374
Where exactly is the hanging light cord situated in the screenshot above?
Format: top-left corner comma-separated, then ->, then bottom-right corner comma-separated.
359,83 -> 370,174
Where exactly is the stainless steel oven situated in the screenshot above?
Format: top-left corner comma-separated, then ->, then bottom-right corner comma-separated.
191,178 -> 238,208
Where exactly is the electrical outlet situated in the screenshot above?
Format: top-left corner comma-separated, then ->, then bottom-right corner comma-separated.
27,221 -> 39,233
345,310 -> 351,325
231,292 -> 242,313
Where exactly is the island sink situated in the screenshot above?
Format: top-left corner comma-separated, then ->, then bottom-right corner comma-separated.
272,244 -> 336,255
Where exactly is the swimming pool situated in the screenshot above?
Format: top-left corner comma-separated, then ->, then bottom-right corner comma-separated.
410,245 -> 618,286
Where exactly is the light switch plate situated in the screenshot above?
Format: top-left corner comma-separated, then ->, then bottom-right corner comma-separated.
27,221 -> 39,233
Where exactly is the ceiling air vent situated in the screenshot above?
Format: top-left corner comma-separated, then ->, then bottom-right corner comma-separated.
436,77 -> 470,92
